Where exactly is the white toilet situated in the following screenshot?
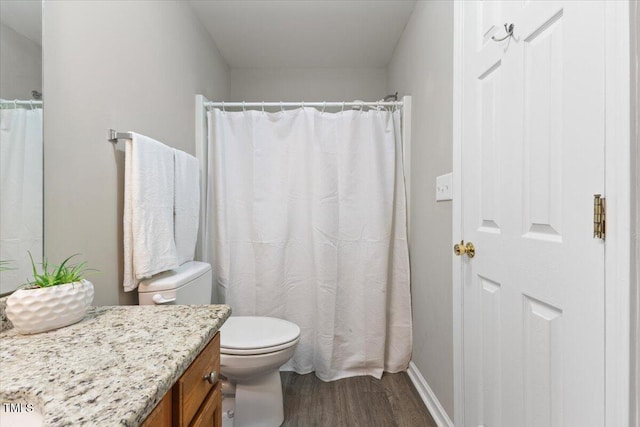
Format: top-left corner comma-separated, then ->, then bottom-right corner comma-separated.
138,261 -> 300,427
219,316 -> 300,427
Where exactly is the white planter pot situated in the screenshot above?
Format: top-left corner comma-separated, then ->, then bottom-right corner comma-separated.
6,280 -> 94,334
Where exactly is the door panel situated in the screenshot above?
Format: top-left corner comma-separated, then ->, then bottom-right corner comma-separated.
479,60 -> 503,233
479,0 -> 502,45
522,10 -> 563,241
522,295 -> 563,427
480,276 -> 502,427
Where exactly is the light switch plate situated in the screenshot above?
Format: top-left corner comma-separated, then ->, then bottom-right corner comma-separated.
436,173 -> 453,201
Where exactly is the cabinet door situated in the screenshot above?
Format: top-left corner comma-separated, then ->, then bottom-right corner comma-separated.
175,333 -> 221,426
189,385 -> 222,427
140,390 -> 172,427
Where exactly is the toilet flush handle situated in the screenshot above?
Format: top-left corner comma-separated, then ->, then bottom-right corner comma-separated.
204,370 -> 218,385
152,294 -> 176,305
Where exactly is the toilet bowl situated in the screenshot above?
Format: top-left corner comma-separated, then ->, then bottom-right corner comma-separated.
220,316 -> 300,427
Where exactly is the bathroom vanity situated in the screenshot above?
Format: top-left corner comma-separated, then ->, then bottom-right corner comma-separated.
0,304 -> 231,426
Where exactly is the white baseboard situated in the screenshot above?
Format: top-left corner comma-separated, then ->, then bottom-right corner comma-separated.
407,361 -> 454,427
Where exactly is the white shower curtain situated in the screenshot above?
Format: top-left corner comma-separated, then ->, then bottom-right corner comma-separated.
205,107 -> 412,381
0,107 -> 43,294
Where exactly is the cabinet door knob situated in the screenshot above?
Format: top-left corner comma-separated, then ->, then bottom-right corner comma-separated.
204,370 -> 217,385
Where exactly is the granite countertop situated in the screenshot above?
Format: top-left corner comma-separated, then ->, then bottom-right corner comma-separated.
0,304 -> 231,426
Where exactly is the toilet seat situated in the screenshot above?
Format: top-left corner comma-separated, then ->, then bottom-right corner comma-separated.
220,316 -> 301,355
221,337 -> 300,355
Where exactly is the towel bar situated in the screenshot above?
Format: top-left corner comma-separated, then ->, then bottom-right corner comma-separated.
108,129 -> 133,143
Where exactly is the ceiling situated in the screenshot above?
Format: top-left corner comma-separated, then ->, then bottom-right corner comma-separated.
188,0 -> 416,69
0,0 -> 42,46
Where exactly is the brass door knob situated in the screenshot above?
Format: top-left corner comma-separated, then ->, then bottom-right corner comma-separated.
453,240 -> 475,258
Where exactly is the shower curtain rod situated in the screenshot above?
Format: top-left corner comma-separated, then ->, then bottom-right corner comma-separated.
0,99 -> 43,106
204,101 -> 403,109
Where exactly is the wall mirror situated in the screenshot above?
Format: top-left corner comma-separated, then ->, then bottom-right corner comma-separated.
0,0 -> 43,295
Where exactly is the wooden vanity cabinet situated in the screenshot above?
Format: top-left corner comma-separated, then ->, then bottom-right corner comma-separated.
142,332 -> 222,427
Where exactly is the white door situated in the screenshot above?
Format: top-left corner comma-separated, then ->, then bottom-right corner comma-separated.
460,1 -> 605,426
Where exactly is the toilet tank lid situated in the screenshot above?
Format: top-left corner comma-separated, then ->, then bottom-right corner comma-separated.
138,261 -> 211,293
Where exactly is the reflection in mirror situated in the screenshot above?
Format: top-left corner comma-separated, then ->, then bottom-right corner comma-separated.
0,0 -> 43,294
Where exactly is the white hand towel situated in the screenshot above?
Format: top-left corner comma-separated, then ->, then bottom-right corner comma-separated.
174,149 -> 200,265
123,133 -> 179,292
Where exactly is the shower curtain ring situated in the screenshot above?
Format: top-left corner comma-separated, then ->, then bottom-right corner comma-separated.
322,102 -> 326,113
262,101 -> 265,113
222,101 -> 225,112
13,100 -> 18,109
242,101 -> 246,112
302,101 -> 305,109
342,102 -> 345,113
280,101 -> 284,112
29,100 -> 34,110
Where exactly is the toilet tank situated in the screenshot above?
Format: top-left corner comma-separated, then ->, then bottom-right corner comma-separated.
138,261 -> 212,306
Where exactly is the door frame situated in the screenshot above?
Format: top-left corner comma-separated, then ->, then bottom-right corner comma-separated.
451,1 -> 632,426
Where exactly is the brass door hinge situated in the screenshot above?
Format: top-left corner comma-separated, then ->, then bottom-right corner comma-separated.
593,194 -> 605,239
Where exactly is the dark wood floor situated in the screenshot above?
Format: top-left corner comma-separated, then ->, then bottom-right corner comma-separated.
280,372 -> 437,427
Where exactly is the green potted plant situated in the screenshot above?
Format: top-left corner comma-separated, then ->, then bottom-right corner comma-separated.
5,253 -> 95,334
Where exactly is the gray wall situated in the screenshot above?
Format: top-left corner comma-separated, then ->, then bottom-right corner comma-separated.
43,0 -> 229,306
0,22 -> 41,99
230,67 -> 387,102
387,0 -> 454,419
